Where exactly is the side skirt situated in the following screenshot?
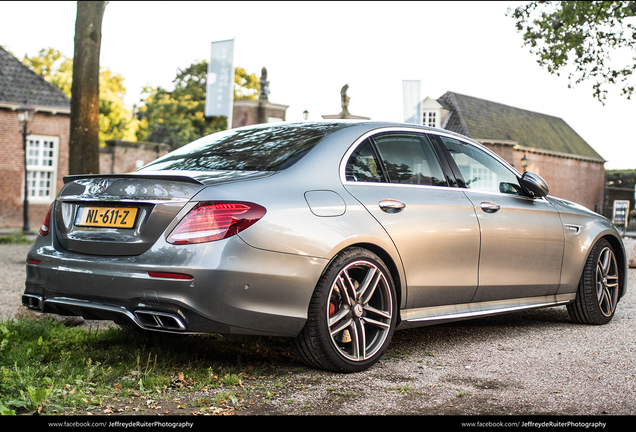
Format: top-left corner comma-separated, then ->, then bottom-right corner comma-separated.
397,293 -> 576,329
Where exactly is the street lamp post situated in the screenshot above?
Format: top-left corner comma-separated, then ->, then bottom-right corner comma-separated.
521,153 -> 529,172
16,101 -> 35,234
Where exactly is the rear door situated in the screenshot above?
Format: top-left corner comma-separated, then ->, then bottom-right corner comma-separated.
342,130 -> 481,308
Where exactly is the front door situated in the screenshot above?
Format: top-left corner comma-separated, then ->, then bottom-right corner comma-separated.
436,135 -> 564,302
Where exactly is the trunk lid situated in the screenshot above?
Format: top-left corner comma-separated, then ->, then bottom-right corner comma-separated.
54,172 -> 260,256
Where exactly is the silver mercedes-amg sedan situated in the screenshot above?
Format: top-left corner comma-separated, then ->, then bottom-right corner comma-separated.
23,121 -> 627,373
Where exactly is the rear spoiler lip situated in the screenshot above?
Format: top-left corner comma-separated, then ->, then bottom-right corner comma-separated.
63,173 -> 205,185
64,170 -> 275,186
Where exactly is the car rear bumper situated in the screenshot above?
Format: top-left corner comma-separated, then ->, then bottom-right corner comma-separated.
23,235 -> 326,337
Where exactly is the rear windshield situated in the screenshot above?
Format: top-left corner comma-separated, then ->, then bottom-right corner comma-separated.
139,125 -> 325,172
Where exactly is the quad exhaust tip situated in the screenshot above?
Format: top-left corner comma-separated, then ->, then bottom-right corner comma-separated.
134,310 -> 186,331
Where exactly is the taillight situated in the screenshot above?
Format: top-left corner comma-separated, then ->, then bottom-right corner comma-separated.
167,201 -> 266,245
39,203 -> 53,236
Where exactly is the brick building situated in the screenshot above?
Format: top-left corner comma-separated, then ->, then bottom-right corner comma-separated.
422,91 -> 605,213
0,47 -> 70,229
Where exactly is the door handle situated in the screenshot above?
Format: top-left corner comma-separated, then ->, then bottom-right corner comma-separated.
379,199 -> 406,213
480,201 -> 501,213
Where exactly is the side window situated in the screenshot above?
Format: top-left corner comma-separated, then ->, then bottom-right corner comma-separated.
345,139 -> 383,182
373,133 -> 447,187
439,136 -> 521,195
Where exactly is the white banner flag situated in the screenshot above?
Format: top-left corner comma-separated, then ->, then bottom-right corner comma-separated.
205,39 -> 235,126
402,80 -> 422,124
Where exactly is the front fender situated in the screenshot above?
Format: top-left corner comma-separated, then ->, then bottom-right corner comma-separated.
549,197 -> 627,299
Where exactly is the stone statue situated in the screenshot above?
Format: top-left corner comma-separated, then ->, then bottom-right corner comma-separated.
259,67 -> 270,101
340,84 -> 350,110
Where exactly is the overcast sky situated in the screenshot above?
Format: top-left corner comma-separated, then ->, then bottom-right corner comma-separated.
1,1 -> 635,169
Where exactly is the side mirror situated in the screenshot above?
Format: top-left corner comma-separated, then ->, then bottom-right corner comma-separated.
520,172 -> 549,198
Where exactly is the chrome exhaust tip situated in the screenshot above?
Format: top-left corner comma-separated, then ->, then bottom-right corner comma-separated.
134,310 -> 186,331
22,294 -> 44,311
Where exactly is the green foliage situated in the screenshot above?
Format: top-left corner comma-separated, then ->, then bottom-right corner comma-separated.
22,47 -> 73,96
0,234 -> 32,245
136,61 -> 259,149
0,318 -> 293,415
98,68 -> 140,143
606,168 -> 636,188
23,48 -> 260,149
509,1 -> 636,103
22,48 -> 139,143
234,66 -> 260,100
135,61 -> 226,148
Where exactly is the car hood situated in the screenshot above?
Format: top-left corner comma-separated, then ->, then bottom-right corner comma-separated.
546,195 -> 606,219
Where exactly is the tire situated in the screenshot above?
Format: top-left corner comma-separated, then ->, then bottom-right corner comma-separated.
567,238 -> 620,325
292,248 -> 397,373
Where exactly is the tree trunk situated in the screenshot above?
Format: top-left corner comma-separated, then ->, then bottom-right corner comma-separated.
69,1 -> 107,175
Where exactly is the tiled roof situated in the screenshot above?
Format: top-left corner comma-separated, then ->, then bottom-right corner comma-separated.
437,91 -> 603,161
0,46 -> 70,109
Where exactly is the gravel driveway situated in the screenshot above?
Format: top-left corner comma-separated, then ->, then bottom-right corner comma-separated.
2,238 -> 635,418
1,242 -> 35,322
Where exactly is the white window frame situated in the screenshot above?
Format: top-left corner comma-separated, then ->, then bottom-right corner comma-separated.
422,110 -> 439,128
25,134 -> 59,203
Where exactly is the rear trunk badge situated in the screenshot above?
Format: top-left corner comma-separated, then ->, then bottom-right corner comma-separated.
89,179 -> 111,195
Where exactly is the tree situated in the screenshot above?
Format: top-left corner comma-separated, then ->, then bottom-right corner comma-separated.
136,61 -> 259,149
98,68 -> 139,143
606,169 -> 636,188
23,48 -> 138,143
509,1 -> 636,103
23,48 -> 73,96
234,66 -> 260,100
69,1 -> 107,175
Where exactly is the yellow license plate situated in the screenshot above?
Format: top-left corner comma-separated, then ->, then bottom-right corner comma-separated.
75,206 -> 138,228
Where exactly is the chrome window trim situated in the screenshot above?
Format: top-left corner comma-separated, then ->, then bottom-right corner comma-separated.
339,127 -> 525,196
340,126 -> 453,190
343,180 -> 457,192
460,187 -> 547,203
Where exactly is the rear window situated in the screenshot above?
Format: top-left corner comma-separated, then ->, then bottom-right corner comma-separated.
139,125 -> 325,172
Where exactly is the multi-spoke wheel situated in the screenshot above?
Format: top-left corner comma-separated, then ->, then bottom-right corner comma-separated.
293,248 -> 397,372
567,238 -> 620,325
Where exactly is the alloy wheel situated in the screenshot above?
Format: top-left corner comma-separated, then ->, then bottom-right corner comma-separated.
326,260 -> 393,362
596,246 -> 619,317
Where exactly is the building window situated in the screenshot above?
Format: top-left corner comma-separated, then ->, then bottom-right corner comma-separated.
26,135 -> 58,202
423,110 -> 438,128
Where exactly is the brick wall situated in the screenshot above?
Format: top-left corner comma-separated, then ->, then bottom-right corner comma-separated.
100,140 -> 170,174
0,108 -> 69,229
483,142 -> 605,213
232,99 -> 287,128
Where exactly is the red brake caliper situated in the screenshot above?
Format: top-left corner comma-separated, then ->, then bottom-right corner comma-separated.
329,297 -> 339,318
